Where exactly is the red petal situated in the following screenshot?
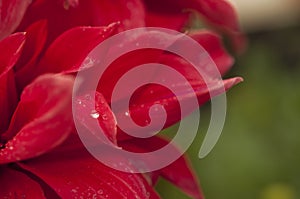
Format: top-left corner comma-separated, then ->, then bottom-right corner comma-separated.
0,32 -> 25,133
111,43 -> 241,136
36,24 -> 118,75
14,20 -> 48,90
0,74 -> 74,164
18,134 -> 160,199
0,165 -> 46,198
73,91 -> 117,145
17,0 -> 145,43
190,30 -> 234,75
119,136 -> 203,198
83,29 -> 241,136
143,0 -> 246,52
144,0 -> 239,32
115,77 -> 242,137
97,49 -> 163,103
95,30 -> 181,102
0,0 -> 31,40
0,32 -> 26,77
145,12 -> 190,31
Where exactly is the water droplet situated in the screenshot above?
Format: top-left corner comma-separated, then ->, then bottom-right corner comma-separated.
90,110 -> 100,119
125,111 -> 130,116
97,189 -> 103,195
71,189 -> 78,193
145,119 -> 150,125
146,192 -> 150,198
101,114 -> 108,120
85,94 -> 92,100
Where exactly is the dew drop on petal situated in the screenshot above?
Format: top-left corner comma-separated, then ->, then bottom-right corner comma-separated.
90,110 -> 100,119
85,94 -> 92,100
101,114 -> 108,120
71,189 -> 78,193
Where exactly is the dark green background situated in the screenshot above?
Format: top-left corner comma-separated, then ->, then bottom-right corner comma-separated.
156,25 -> 300,199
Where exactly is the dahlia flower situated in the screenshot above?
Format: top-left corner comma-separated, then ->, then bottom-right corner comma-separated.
0,0 -> 244,198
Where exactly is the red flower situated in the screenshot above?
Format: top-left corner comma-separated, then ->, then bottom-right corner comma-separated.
0,0 -> 243,198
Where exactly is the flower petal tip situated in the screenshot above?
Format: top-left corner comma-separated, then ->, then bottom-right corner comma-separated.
225,76 -> 244,90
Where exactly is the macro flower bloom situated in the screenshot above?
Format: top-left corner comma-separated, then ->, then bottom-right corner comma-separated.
0,0 -> 244,198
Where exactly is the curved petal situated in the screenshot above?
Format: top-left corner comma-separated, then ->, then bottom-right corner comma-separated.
144,0 -> 239,32
87,29 -> 241,135
0,0 -> 31,40
121,77 -> 242,133
0,32 -> 26,78
17,0 -> 145,44
145,11 -> 190,31
143,0 -> 246,52
94,30 -> 242,135
0,165 -> 46,198
0,74 -> 74,164
95,29 -> 185,103
189,30 -> 234,75
74,91 -> 117,145
0,32 -> 25,133
96,29 -> 233,104
37,23 -> 118,75
14,20 -> 48,90
18,134 -> 160,199
119,136 -> 204,199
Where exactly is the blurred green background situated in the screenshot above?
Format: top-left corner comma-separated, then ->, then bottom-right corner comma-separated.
156,24 -> 300,199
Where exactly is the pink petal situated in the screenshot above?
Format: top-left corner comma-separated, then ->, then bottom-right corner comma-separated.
18,134 -> 160,199
0,74 -> 74,164
36,24 -> 118,75
0,32 -> 25,133
0,0 -> 31,40
73,91 -> 117,145
119,136 -> 204,198
0,165 -> 46,198
14,20 -> 48,90
17,0 -> 145,43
